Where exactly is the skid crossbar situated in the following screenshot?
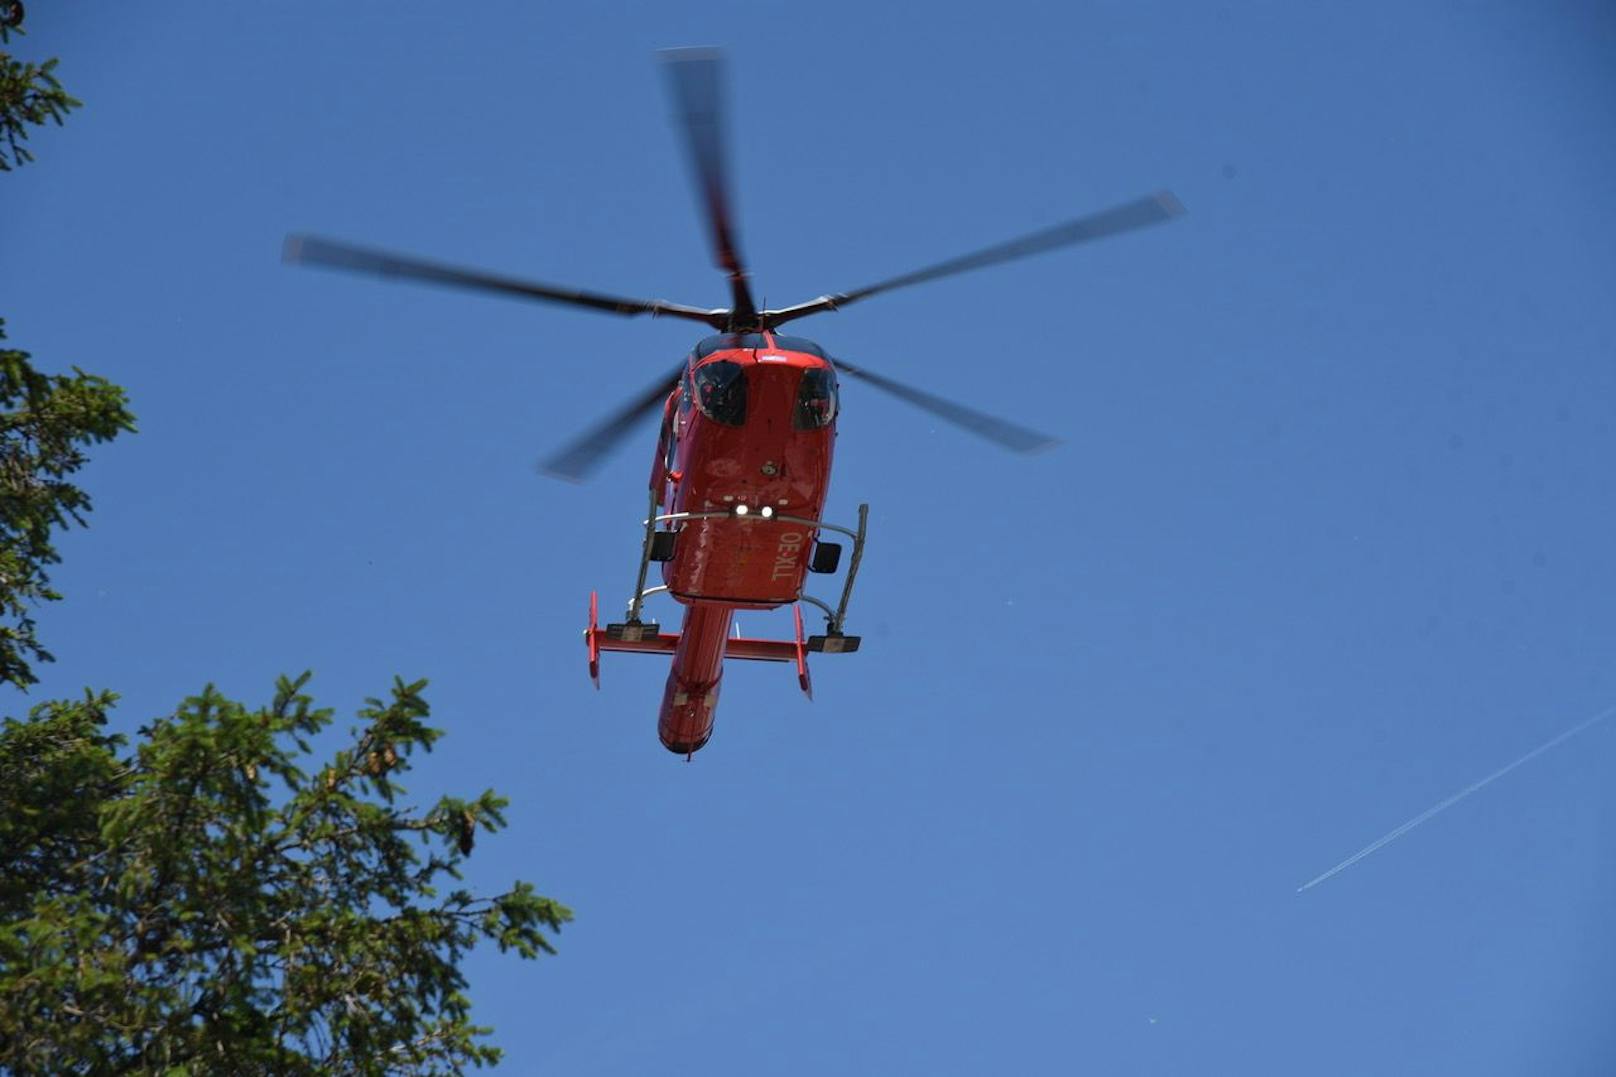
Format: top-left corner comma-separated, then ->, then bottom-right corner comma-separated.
585,590 -> 816,699
592,632 -> 799,663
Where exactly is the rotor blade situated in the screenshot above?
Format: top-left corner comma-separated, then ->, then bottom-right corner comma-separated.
661,48 -> 756,321
834,357 -> 1058,454
765,191 -> 1184,325
539,363 -> 685,482
284,235 -> 723,327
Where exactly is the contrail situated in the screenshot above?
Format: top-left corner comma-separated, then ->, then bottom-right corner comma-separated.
1297,703 -> 1616,893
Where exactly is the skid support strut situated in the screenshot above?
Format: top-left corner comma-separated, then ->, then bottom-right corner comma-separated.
626,486 -> 661,625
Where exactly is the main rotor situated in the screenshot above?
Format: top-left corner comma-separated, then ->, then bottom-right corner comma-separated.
285,49 -> 1184,474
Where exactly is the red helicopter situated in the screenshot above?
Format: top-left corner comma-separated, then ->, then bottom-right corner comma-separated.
285,49 -> 1182,756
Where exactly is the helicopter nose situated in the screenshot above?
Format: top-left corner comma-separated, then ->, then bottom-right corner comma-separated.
745,357 -> 802,419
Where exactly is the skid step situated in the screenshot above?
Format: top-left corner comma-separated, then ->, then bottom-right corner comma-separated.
807,634 -> 861,653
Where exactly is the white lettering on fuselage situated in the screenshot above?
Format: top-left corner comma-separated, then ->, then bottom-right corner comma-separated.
771,531 -> 805,581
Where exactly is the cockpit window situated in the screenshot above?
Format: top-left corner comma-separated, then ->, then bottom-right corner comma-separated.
694,333 -> 772,358
793,367 -> 838,430
771,336 -> 826,359
693,360 -> 747,426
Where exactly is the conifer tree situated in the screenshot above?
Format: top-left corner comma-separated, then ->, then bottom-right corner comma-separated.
1,16 -> 570,1070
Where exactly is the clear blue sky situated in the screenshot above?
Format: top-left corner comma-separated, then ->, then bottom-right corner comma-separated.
5,2 -> 1615,1073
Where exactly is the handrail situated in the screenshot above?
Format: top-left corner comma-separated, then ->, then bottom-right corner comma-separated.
650,509 -> 859,540
797,593 -> 837,624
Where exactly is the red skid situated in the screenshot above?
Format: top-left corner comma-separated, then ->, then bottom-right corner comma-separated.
586,592 -> 601,688
793,604 -> 812,700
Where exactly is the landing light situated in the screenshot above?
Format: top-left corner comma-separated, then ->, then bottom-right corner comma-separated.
734,504 -> 749,516
760,506 -> 775,519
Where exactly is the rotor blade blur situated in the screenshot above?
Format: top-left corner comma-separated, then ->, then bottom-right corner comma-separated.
834,358 -> 1058,454
539,363 -> 685,482
765,191 -> 1184,325
661,48 -> 756,321
284,235 -> 722,326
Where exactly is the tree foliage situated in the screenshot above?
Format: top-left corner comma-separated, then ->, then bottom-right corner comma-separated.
0,674 -> 572,1073
2,12 -> 128,689
0,319 -> 137,689
2,22 -> 570,1074
0,17 -> 80,171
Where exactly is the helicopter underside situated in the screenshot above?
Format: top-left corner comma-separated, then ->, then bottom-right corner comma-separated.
585,501 -> 866,754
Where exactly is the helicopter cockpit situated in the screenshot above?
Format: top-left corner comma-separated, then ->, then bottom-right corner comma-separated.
685,335 -> 837,431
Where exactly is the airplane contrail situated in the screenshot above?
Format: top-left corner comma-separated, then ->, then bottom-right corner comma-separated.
1297,703 -> 1616,893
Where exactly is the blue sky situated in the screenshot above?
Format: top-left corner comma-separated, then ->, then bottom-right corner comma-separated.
5,2 -> 1615,1072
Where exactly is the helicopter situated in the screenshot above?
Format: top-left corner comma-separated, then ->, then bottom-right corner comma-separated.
284,48 -> 1182,757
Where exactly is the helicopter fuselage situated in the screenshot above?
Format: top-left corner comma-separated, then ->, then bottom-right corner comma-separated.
650,334 -> 837,753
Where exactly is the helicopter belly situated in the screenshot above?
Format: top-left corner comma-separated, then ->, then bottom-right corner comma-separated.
663,514 -> 816,606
